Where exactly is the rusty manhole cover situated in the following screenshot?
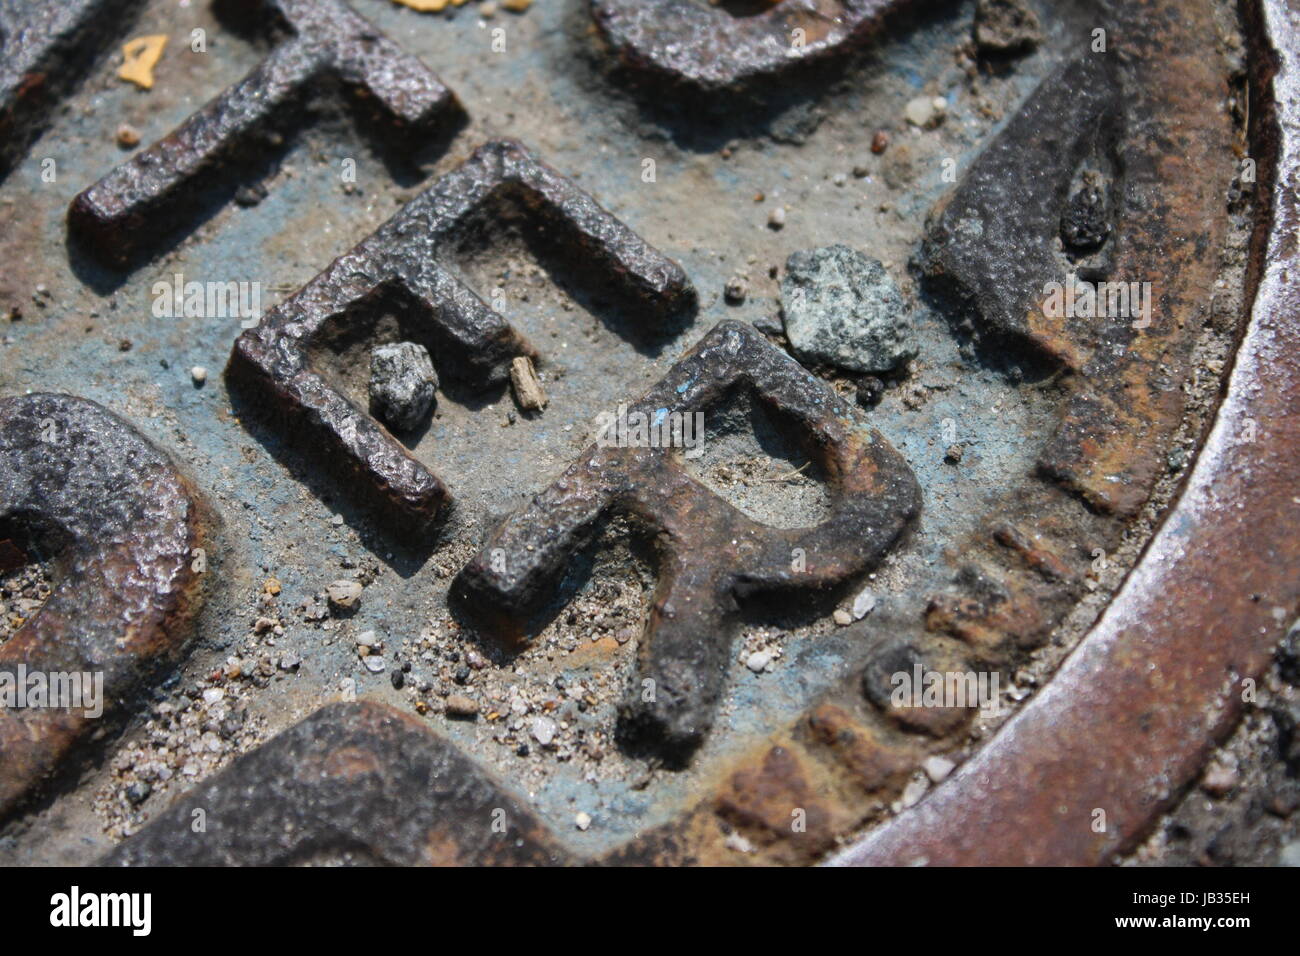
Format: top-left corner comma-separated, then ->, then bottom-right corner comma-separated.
1,0 -> 1297,869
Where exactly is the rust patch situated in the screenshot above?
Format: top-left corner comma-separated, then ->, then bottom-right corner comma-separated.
320,745 -> 381,780
0,394 -> 209,819
804,703 -> 917,794
715,744 -> 839,855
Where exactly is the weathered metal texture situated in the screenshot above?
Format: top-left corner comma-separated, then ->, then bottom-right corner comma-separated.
67,0 -> 459,268
922,53 -> 1123,369
593,0 -> 1248,866
227,139 -> 696,538
924,0 -> 1235,518
106,699 -> 917,867
907,0 -> 1236,679
0,394 -> 208,819
0,0 -> 142,176
0,0 -> 1274,868
600,705 -> 923,866
1034,0 -> 1236,518
455,320 -> 920,766
104,701 -> 572,866
591,0 -> 911,91
832,0 -> 1300,866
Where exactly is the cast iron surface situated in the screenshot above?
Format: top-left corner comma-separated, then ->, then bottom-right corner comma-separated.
0,394 -> 208,818
69,0 -> 460,268
0,0 -> 144,175
228,138 -> 696,537
455,320 -> 919,766
591,0 -> 913,91
104,701 -> 571,866
0,0 -> 1289,866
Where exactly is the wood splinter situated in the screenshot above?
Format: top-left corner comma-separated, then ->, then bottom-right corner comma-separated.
510,356 -> 547,411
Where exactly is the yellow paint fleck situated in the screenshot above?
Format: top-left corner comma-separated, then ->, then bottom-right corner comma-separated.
118,35 -> 167,90
391,0 -> 470,12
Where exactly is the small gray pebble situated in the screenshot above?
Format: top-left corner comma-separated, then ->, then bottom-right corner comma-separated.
370,341 -> 438,432
781,244 -> 915,374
